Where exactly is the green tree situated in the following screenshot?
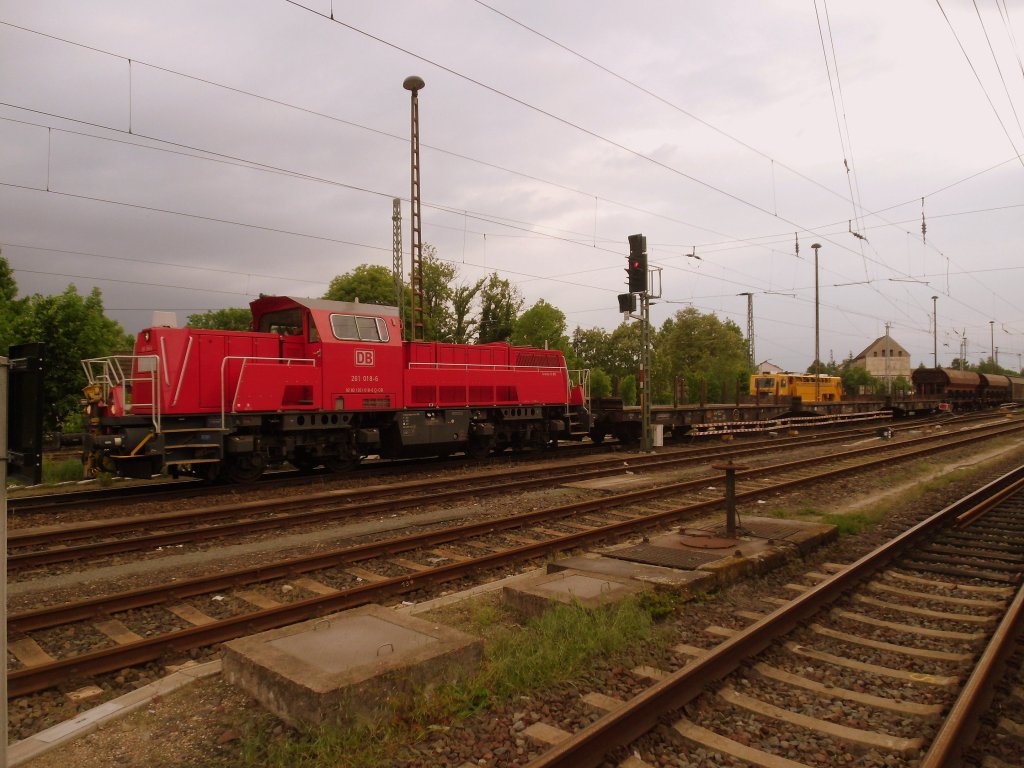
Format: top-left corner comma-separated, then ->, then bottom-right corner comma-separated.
976,357 -> 1018,376
607,321 -> 642,397
445,278 -> 485,344
324,264 -> 397,307
840,366 -> 879,395
571,326 -> 613,371
620,374 -> 637,406
478,273 -> 523,343
0,252 -> 17,303
589,368 -> 612,398
325,252 -> 492,343
420,249 -> 457,342
11,286 -> 132,431
0,252 -> 26,353
656,308 -> 748,405
186,307 -> 252,331
806,359 -> 841,376
511,299 -> 570,353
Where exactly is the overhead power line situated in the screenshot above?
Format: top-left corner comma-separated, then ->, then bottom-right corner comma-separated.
2,15 -> 1016,287
0,241 -> 329,286
279,0 -> 877,260
935,0 -> 1024,169
973,0 -> 1024,145
472,0 -> 858,209
1,12 -> 1020,341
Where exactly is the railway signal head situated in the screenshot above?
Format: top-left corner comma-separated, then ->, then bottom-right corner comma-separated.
627,234 -> 648,293
617,293 -> 637,314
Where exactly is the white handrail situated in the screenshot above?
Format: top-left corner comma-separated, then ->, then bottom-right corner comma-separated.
406,361 -> 564,371
81,354 -> 161,433
569,368 -> 591,412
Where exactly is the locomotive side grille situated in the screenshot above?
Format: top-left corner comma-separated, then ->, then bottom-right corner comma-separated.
362,397 -> 391,409
410,385 -> 435,404
513,351 -> 562,368
439,385 -> 466,404
469,385 -> 493,404
496,386 -> 518,402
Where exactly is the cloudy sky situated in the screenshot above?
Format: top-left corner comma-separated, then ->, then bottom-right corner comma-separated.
1,1 -> 1022,372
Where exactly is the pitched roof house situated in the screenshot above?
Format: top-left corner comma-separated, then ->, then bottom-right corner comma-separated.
847,334 -> 912,382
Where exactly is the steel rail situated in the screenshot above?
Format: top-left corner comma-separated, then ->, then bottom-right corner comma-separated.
8,441 -> 608,514
9,421 -> 891,544
12,412 -> 963,515
10,419 -> 1018,571
919,575 -> 1024,767
522,466 -> 1024,768
7,424 -> 1022,697
7,435 -> 791,547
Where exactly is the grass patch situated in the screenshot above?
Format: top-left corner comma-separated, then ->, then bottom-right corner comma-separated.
767,504 -> 885,535
480,598 -> 655,698
232,596 -> 660,767
818,510 -> 880,535
41,457 -> 85,484
234,720 -> 406,768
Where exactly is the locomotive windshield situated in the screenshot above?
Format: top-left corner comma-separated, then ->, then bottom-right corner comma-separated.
258,308 -> 303,335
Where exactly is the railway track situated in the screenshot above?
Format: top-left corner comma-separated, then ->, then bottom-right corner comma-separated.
16,440 -> 624,517
7,416 -> 1022,700
8,415 -> 1018,572
518,465 -> 1024,768
13,412 -> 970,517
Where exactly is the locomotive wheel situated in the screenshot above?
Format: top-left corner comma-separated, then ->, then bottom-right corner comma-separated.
198,462 -> 224,483
225,453 -> 266,483
289,451 -> 322,473
588,431 -> 605,445
465,436 -> 493,459
324,452 -> 361,473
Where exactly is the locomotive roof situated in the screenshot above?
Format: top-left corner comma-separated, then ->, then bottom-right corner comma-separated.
251,295 -> 400,316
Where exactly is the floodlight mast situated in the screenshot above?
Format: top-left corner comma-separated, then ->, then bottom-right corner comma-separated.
811,243 -> 821,403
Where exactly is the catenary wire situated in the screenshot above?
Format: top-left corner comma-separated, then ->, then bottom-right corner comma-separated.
2,12 -> 1015,354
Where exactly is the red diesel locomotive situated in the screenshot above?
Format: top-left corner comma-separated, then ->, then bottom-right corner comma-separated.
82,295 -> 591,482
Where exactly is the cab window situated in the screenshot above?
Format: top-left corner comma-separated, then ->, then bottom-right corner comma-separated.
258,308 -> 302,335
330,314 -> 390,342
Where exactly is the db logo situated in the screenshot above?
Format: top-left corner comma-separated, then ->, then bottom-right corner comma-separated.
355,349 -> 375,367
